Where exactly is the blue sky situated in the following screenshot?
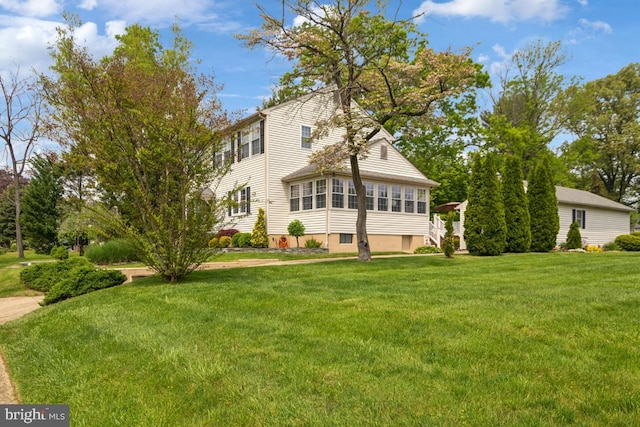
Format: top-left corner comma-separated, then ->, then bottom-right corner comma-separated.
0,0 -> 638,117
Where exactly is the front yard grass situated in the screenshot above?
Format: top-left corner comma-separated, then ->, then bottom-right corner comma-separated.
0,252 -> 639,426
0,251 -> 53,297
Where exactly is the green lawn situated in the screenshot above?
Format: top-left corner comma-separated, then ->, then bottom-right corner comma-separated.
1,252 -> 639,426
0,251 -> 53,297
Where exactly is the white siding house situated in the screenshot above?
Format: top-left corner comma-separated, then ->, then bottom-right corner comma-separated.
211,91 -> 438,253
452,185 -> 634,249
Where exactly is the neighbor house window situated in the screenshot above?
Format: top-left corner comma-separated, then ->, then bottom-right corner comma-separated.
302,181 -> 313,210
348,181 -> 357,209
316,179 -> 326,209
339,233 -> 353,244
301,125 -> 312,149
239,186 -> 251,214
391,185 -> 402,212
290,184 -> 300,212
378,184 -> 388,211
332,178 -> 344,208
251,121 -> 263,155
572,209 -> 586,229
232,191 -> 239,215
404,187 -> 415,213
214,152 -> 223,168
365,182 -> 374,211
417,189 -> 427,214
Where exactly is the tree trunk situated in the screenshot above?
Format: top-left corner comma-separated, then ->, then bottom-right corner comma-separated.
350,155 -> 371,261
12,175 -> 24,258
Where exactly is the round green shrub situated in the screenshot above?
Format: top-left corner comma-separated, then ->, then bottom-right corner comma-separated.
50,245 -> 69,260
219,236 -> 231,248
208,237 -> 219,248
304,238 -> 323,248
231,232 -> 252,248
614,234 -> 640,251
566,221 -> 583,249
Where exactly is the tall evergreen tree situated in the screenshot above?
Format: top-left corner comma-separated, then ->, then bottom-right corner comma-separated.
502,155 -> 531,252
528,157 -> 559,252
21,154 -> 64,253
566,221 -> 582,249
464,153 -> 506,256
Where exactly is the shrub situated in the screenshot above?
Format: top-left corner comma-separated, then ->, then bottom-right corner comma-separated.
218,236 -> 231,248
442,212 -> 456,258
217,229 -> 239,238
0,247 -> 7,255
208,237 -> 219,248
528,156 -> 559,252
614,234 -> 640,251
85,240 -> 139,265
603,241 -> 618,251
304,238 -> 323,249
20,258 -> 93,292
585,245 -> 603,252
231,232 -> 252,248
566,221 -> 582,249
288,219 -> 305,248
414,246 -> 442,254
50,245 -> 69,260
43,267 -> 126,305
251,208 -> 269,248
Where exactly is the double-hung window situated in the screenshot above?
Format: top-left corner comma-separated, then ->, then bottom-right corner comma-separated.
301,125 -> 312,149
378,184 -> 388,211
347,181 -> 358,209
417,189 -> 427,214
391,185 -> 402,212
404,187 -> 415,213
290,184 -> 300,212
365,182 -> 374,211
251,121 -> 262,155
302,182 -> 313,210
316,179 -> 327,209
572,209 -> 586,229
332,178 -> 344,208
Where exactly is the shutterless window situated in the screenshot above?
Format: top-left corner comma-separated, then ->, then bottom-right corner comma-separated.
404,187 -> 415,213
365,182 -> 374,211
251,122 -> 262,155
332,178 -> 344,208
417,189 -> 427,214
290,184 -> 300,212
348,180 -> 357,209
316,179 -> 326,209
378,184 -> 388,211
302,181 -> 313,210
339,233 -> 353,244
391,185 -> 402,212
301,125 -> 312,149
572,209 -> 586,229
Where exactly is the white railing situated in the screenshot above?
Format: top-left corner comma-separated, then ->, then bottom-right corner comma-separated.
428,214 -> 462,248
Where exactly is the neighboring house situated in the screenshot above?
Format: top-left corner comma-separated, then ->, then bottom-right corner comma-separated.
211,90 -> 438,253
435,185 -> 635,250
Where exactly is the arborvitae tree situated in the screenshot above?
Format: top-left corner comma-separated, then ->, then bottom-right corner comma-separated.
464,153 -> 506,256
21,154 -> 64,254
250,207 -> 268,248
502,155 -> 531,252
566,221 -> 582,249
442,211 -> 456,258
529,156 -> 559,252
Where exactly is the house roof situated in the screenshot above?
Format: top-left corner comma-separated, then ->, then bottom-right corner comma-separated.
281,163 -> 439,187
555,186 -> 635,212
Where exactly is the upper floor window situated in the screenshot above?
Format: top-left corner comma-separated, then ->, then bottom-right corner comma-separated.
251,121 -> 263,155
301,125 -> 312,149
572,209 -> 586,229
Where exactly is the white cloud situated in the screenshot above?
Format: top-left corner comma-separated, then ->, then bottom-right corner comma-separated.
565,18 -> 612,44
413,0 -> 570,24
0,0 -> 61,18
93,0 -> 217,26
576,0 -> 588,6
488,43 -> 513,75
78,0 -> 97,11
578,18 -> 612,34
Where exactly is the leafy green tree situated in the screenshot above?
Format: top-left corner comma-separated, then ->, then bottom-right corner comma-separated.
0,185 -> 17,248
21,153 -> 64,254
464,153 -> 506,256
287,219 -> 305,248
250,207 -> 268,248
562,63 -> 640,204
42,18 -> 230,282
240,0 -> 484,261
528,157 -> 559,252
566,221 -> 582,250
502,155 -> 531,253
442,211 -> 456,258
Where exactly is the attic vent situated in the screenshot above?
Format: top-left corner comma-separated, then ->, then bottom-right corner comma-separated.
380,144 -> 388,160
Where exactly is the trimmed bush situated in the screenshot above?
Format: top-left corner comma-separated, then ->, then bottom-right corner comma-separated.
231,232 -> 252,248
208,237 -> 219,248
414,246 -> 442,254
566,221 -> 582,249
50,245 -> 69,260
288,219 -> 305,248
614,234 -> 640,251
603,241 -> 618,251
85,240 -> 139,265
218,236 -> 231,248
304,238 -> 323,249
251,208 -> 269,248
20,258 -> 91,292
442,212 -> 456,258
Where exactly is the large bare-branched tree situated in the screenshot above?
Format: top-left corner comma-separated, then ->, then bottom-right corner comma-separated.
1,69 -> 44,258
239,0 -> 483,261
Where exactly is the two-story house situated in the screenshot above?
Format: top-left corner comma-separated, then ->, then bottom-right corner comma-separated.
212,91 -> 438,253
